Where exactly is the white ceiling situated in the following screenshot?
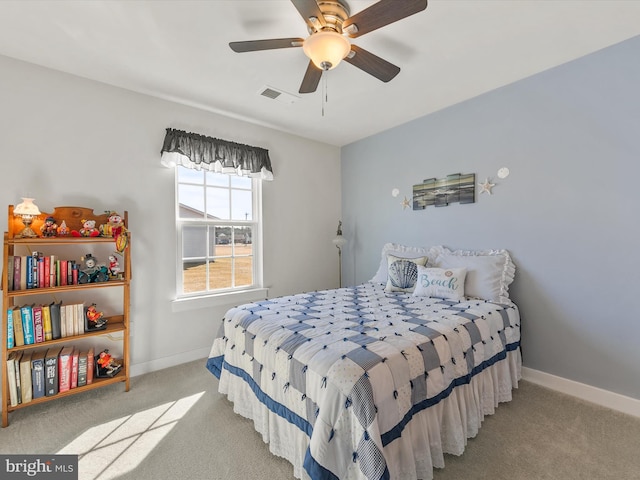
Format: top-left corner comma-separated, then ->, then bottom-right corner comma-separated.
0,0 -> 639,147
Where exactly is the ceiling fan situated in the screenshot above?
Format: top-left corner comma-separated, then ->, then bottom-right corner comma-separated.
229,0 -> 428,94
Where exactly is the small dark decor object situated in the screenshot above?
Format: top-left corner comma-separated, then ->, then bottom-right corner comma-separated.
95,349 -> 122,378
78,254 -> 110,284
85,303 -> 107,331
40,216 -> 58,237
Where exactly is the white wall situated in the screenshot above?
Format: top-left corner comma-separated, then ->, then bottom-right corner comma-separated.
340,36 -> 640,401
0,55 -> 341,375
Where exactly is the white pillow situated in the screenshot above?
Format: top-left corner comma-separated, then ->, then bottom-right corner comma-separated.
370,243 -> 441,283
432,246 -> 515,303
413,266 -> 467,301
384,255 -> 428,293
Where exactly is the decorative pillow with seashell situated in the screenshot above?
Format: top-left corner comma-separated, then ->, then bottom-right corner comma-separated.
371,243 -> 442,284
384,254 -> 429,293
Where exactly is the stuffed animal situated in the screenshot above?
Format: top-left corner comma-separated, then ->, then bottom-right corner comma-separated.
100,211 -> 128,252
71,219 -> 100,237
100,211 -> 126,238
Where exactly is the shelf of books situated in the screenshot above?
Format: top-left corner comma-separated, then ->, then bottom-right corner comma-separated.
2,205 -> 131,427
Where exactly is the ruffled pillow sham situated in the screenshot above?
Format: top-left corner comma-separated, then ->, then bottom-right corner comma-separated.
431,246 -> 515,303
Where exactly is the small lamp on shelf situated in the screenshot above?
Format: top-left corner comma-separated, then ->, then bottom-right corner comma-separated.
332,221 -> 347,288
14,197 -> 41,238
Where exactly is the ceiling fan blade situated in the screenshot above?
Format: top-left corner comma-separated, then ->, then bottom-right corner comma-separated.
229,38 -> 304,53
343,0 -> 428,38
290,0 -> 326,31
299,61 -> 323,94
343,45 -> 400,83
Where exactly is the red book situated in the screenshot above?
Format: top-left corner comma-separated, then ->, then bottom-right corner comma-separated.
60,260 -> 68,286
38,257 -> 45,288
32,305 -> 44,343
43,256 -> 50,288
71,349 -> 79,389
86,348 -> 94,385
58,346 -> 73,393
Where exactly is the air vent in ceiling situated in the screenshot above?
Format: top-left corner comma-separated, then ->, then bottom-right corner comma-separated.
257,85 -> 299,105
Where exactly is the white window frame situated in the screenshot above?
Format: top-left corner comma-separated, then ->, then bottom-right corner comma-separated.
171,167 -> 267,311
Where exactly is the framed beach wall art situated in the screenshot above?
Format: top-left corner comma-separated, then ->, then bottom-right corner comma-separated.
413,173 -> 475,210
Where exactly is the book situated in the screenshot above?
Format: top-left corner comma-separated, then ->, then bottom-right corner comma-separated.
76,303 -> 85,334
6,307 -> 14,349
26,254 -> 34,289
63,304 -> 75,337
72,263 -> 79,285
32,304 -> 44,343
19,351 -> 33,404
60,260 -> 68,286
31,252 -> 39,288
71,348 -> 79,389
12,306 -> 25,347
49,301 -> 62,340
43,255 -> 50,288
12,255 -> 21,291
6,351 -> 20,407
4,255 -> 13,292
48,255 -> 57,287
60,303 -> 67,338
86,347 -> 94,385
77,350 -> 88,387
14,352 -> 23,404
19,255 -> 27,290
42,304 -> 53,341
58,346 -> 74,393
20,304 -> 35,345
31,350 -> 46,399
37,256 -> 45,288
45,346 -> 62,396
67,261 -> 74,286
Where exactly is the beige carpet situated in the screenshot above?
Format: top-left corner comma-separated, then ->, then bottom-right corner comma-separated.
1,359 -> 639,480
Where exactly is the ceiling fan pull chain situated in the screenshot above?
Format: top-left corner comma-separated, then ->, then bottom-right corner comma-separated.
321,70 -> 327,117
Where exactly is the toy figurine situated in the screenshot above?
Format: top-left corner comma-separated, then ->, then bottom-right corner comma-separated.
57,220 -> 70,236
100,211 -> 128,253
71,219 -> 100,237
77,254 -> 109,283
40,216 -> 58,237
100,211 -> 126,237
96,349 -> 122,377
85,303 -> 107,331
107,254 -> 121,278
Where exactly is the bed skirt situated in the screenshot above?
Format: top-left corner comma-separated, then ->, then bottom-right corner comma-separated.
209,347 -> 521,480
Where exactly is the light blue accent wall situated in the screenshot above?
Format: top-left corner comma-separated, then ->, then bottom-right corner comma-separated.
340,36 -> 640,400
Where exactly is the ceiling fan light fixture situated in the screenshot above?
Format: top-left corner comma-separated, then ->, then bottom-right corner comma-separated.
303,30 -> 350,71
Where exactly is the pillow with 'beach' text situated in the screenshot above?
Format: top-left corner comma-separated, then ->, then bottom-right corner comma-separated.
413,266 -> 467,301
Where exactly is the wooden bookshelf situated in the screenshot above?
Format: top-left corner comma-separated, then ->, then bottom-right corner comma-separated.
1,206 -> 131,427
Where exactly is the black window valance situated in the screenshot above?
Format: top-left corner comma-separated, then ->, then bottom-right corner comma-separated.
160,128 -> 273,180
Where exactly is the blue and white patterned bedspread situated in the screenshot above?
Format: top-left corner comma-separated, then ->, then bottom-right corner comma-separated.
207,282 -> 520,480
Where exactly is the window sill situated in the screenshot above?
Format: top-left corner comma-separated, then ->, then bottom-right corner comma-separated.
171,288 -> 269,313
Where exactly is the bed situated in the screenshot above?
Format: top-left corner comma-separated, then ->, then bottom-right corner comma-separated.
207,244 -> 521,480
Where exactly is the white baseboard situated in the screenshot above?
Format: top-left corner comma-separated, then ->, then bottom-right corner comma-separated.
521,367 -> 640,419
130,347 -> 210,377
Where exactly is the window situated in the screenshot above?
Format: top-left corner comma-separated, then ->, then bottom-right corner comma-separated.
175,166 -> 262,298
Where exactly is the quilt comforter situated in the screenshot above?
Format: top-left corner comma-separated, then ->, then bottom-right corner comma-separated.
207,282 -> 521,480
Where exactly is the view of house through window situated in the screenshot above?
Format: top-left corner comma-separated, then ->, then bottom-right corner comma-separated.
176,166 -> 258,296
